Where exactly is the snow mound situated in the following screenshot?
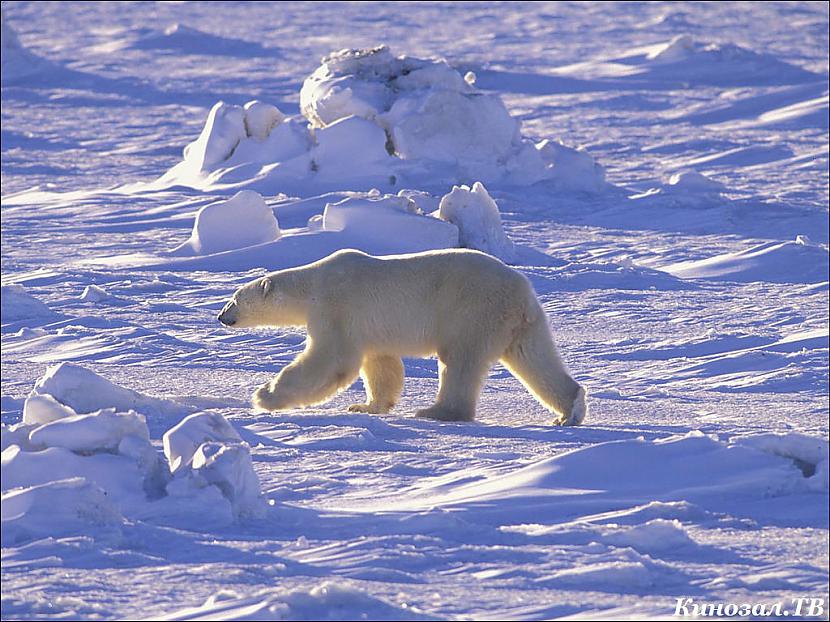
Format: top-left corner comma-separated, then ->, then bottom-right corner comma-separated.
1,284 -> 58,324
133,23 -> 272,58
1,478 -> 124,546
321,191 -> 459,254
665,170 -> 725,194
602,519 -> 697,554
437,182 -> 515,261
157,581 -> 433,621
80,284 -> 110,302
1,12 -> 47,83
664,236 -> 830,284
300,46 -> 542,183
163,412 -> 262,518
156,46 -> 602,191
535,139 -> 607,193
171,190 -> 281,256
31,362 -> 184,416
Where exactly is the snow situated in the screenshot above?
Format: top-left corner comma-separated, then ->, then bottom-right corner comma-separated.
171,190 -> 281,256
30,362 -> 184,417
163,411 -> 243,474
665,236 -> 830,283
1,2 -> 828,620
0,285 -> 57,324
437,182 -> 515,261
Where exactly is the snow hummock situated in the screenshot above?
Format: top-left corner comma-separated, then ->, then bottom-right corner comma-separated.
665,170 -> 726,194
171,190 -> 281,256
437,182 -> 515,261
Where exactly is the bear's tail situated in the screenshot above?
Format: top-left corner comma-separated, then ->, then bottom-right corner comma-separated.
501,304 -> 587,426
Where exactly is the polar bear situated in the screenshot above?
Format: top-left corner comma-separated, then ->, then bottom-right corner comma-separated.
218,249 -> 587,425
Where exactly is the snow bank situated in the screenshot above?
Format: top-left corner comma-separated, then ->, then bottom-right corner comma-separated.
80,284 -> 110,302
1,284 -> 58,324
157,581 -> 432,621
30,361 -> 183,416
311,115 -> 393,180
664,236 -> 830,284
321,191 -> 459,254
28,409 -> 150,453
437,182 -> 515,261
171,190 -> 281,256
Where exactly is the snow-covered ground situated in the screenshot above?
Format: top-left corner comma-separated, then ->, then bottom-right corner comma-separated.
2,2 -> 828,620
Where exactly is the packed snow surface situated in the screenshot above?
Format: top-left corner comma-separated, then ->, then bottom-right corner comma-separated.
1,2 -> 828,621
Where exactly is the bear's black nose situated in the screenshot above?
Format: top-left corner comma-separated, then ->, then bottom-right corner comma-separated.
218,302 -> 238,326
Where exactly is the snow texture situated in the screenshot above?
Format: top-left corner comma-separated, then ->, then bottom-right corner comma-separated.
1,2 -> 828,621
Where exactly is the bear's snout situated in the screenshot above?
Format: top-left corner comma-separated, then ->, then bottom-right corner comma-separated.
218,300 -> 238,326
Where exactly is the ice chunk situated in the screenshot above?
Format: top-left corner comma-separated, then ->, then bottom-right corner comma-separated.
322,193 -> 459,254
0,284 -> 57,323
22,393 -> 78,426
243,100 -> 284,140
28,409 -> 150,453
163,412 -> 242,474
171,190 -> 281,256
182,101 -> 247,171
1,478 -> 124,545
438,182 -> 516,262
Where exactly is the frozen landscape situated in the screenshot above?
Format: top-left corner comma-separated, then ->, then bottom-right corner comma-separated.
1,1 -> 828,620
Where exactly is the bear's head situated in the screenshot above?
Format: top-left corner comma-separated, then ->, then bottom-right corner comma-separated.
218,273 -> 307,328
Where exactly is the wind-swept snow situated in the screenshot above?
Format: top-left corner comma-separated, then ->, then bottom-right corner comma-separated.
1,2 -> 828,620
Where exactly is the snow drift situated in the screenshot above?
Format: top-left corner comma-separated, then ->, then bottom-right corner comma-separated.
665,236 -> 830,284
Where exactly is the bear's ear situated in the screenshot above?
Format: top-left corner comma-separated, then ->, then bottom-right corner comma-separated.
260,278 -> 272,296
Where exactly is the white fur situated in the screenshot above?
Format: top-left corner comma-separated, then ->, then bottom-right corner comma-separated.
219,249 -> 587,425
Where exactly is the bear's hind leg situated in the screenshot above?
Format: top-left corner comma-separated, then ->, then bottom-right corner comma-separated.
348,354 -> 404,414
253,340 -> 361,412
416,349 -> 490,422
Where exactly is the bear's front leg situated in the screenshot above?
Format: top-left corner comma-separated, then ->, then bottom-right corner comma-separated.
252,340 -> 361,412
